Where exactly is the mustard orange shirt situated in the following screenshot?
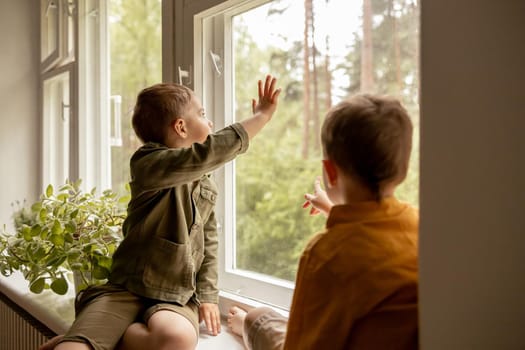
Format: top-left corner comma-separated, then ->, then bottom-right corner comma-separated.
283,197 -> 419,350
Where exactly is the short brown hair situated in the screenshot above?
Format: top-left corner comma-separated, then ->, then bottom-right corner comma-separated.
131,83 -> 193,144
321,94 -> 413,199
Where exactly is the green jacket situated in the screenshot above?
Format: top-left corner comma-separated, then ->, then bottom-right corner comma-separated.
109,123 -> 249,305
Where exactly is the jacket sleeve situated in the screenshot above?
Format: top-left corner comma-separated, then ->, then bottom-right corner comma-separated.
131,123 -> 249,192
195,209 -> 219,304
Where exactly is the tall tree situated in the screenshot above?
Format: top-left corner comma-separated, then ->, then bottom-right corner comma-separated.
302,0 -> 313,159
361,0 -> 375,92
310,1 -> 320,151
389,0 -> 403,93
324,34 -> 332,111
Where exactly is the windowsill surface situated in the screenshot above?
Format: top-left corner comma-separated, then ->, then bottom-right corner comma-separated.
0,272 -> 287,349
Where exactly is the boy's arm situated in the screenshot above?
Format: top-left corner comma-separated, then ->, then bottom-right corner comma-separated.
302,176 -> 334,216
131,124 -> 249,191
196,210 -> 221,335
131,75 -> 280,192
239,75 -> 281,140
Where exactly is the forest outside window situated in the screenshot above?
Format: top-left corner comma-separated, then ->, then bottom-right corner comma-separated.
196,0 -> 420,309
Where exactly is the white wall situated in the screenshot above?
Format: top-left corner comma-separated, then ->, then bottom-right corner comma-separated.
420,1 -> 525,349
0,0 -> 40,229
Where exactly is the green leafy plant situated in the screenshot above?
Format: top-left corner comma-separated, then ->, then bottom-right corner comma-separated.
0,180 -> 129,295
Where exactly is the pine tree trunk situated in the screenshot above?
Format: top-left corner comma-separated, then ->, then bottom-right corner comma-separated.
361,0 -> 374,92
302,0 -> 312,159
390,0 -> 402,94
324,35 -> 332,112
311,3 -> 320,152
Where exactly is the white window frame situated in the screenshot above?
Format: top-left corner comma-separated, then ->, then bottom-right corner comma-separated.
40,0 -> 111,193
194,0 -> 294,311
77,0 -> 111,192
41,0 -> 64,72
41,63 -> 76,189
40,0 -> 79,191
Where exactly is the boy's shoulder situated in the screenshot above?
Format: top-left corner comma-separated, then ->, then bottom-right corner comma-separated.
304,200 -> 418,265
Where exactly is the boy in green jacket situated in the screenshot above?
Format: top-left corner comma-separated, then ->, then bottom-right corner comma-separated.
41,75 -> 280,350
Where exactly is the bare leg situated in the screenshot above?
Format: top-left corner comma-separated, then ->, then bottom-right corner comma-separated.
39,336 -> 92,350
54,342 -> 92,350
227,306 -> 247,337
228,306 -> 285,350
117,310 -> 197,350
39,335 -> 64,350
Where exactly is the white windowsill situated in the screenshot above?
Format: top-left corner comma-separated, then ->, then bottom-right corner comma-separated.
0,272 -> 288,349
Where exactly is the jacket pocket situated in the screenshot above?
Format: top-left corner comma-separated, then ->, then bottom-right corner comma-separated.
143,237 -> 194,291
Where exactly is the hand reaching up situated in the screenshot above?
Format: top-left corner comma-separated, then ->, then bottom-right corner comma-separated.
303,176 -> 333,217
240,75 -> 281,140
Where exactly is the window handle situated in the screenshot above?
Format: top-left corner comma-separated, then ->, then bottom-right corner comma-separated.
178,65 -> 192,86
61,102 -> 70,122
110,95 -> 122,147
45,0 -> 57,17
209,50 -> 222,76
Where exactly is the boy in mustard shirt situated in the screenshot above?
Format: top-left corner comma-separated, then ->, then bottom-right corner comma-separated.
40,75 -> 281,350
228,94 -> 419,350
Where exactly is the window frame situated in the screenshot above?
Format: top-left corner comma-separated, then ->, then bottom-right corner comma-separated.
40,0 -> 80,191
41,63 -> 76,189
194,0 -> 295,310
40,0 -> 111,193
41,0 -> 64,72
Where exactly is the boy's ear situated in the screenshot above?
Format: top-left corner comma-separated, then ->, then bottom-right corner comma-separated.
172,118 -> 187,137
322,159 -> 338,187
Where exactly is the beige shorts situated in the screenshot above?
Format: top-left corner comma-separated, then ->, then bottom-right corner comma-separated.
245,308 -> 287,350
58,284 -> 199,350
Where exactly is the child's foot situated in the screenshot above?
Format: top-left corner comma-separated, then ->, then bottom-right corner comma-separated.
227,306 -> 247,337
39,334 -> 64,350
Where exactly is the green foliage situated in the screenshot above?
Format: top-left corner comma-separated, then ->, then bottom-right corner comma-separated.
0,180 -> 129,295
232,0 -> 420,281
236,139 -> 325,281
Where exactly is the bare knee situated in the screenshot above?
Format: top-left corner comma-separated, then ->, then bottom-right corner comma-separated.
148,311 -> 197,350
154,326 -> 196,350
54,341 -> 93,350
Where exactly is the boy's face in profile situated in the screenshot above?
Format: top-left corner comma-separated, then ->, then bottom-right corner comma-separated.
181,94 -> 213,144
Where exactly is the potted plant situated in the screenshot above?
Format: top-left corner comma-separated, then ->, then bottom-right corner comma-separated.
0,179 -> 129,295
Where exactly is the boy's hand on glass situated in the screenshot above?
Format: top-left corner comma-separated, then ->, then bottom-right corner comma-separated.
302,176 -> 333,217
252,75 -> 281,120
199,302 -> 221,336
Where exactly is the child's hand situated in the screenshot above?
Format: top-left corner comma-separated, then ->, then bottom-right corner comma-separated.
251,75 -> 281,120
303,176 -> 333,217
199,302 -> 221,336
240,75 -> 281,140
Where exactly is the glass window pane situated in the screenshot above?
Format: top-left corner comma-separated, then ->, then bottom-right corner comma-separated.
41,0 -> 60,66
65,0 -> 76,60
108,0 -> 162,194
232,0 -> 419,282
43,70 -> 71,189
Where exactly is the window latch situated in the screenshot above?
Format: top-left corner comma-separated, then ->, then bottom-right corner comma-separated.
110,95 -> 122,147
209,50 -> 222,76
178,65 -> 192,86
